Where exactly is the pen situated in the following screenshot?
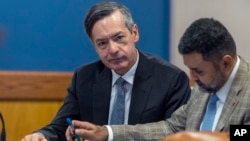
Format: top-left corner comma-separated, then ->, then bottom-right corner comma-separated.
66,117 -> 81,141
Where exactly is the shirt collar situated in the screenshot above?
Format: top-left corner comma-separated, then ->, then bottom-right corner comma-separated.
111,50 -> 139,86
216,56 -> 240,103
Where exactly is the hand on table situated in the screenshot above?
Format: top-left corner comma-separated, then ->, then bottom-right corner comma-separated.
21,132 -> 47,141
65,120 -> 108,141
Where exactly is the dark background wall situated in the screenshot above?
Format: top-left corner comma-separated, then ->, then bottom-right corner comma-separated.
0,0 -> 169,71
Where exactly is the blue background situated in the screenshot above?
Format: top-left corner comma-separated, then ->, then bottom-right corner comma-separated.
0,0 -> 170,71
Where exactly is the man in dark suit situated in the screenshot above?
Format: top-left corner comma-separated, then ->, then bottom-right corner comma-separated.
21,1 -> 191,141
67,18 -> 250,141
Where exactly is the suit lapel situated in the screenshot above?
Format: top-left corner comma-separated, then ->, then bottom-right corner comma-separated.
216,88 -> 241,130
188,89 -> 210,130
92,68 -> 112,125
128,52 -> 153,124
216,57 -> 246,130
128,77 -> 152,124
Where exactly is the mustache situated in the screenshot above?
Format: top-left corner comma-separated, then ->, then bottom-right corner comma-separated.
195,80 -> 203,87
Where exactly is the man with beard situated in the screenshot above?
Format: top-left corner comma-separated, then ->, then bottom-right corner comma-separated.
64,18 -> 250,141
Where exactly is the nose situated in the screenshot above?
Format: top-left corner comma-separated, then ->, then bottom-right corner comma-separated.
108,40 -> 119,54
189,71 -> 198,81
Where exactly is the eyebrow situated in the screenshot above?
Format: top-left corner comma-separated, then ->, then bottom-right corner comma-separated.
189,67 -> 201,71
95,31 -> 124,42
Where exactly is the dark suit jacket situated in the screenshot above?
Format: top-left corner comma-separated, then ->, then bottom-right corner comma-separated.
111,56 -> 250,141
38,51 -> 191,140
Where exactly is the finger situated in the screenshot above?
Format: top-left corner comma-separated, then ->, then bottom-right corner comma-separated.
75,128 -> 92,140
67,125 -> 75,134
74,125 -> 101,141
21,133 -> 48,141
21,134 -> 34,141
73,120 -> 95,130
65,126 -> 74,141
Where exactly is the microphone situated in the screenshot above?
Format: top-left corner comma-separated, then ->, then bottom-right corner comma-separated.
0,112 -> 6,141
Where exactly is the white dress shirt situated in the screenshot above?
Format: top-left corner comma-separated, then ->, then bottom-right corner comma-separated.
108,50 -> 139,125
106,50 -> 139,140
200,56 -> 240,131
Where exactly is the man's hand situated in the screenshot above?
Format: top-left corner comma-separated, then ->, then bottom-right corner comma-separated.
65,120 -> 108,141
21,132 -> 47,141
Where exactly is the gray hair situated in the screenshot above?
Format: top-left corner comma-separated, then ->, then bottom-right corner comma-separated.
84,1 -> 135,39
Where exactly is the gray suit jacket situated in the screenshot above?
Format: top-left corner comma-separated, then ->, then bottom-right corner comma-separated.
111,56 -> 250,141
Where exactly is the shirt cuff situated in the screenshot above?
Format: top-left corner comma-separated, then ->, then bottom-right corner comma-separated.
104,125 -> 113,141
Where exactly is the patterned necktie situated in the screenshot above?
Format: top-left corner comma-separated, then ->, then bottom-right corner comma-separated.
200,93 -> 218,131
110,77 -> 126,125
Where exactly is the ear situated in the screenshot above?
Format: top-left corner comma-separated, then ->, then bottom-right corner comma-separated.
132,24 -> 139,42
221,55 -> 234,72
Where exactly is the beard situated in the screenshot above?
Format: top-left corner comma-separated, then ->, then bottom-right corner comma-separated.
196,68 -> 226,93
